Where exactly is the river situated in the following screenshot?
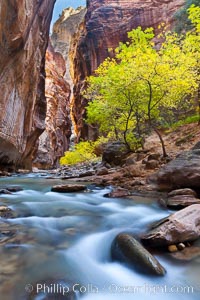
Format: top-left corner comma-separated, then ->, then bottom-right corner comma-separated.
0,174 -> 199,300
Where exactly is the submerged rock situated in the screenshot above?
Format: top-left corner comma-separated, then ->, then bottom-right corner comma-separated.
111,233 -> 166,276
0,206 -> 15,219
170,246 -> 200,261
104,188 -> 130,198
51,184 -> 86,193
0,185 -> 23,194
168,245 -> 178,253
141,204 -> 200,247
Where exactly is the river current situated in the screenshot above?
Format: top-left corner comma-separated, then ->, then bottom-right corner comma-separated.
0,174 -> 199,300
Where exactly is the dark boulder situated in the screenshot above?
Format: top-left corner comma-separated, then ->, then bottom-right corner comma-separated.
111,233 -> 166,276
0,185 -> 23,194
148,149 -> 200,190
102,142 -> 129,166
51,184 -> 86,193
96,167 -> 109,176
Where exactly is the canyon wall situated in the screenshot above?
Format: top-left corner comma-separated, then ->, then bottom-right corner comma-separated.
51,6 -> 87,88
51,6 -> 87,142
33,43 -> 71,169
72,0 -> 185,140
0,0 -> 56,170
33,6 -> 86,168
0,0 -> 185,170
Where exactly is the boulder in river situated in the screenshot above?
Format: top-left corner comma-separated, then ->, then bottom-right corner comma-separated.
104,188 -> 130,198
148,149 -> 200,190
111,233 -> 166,276
141,204 -> 200,247
0,206 -> 15,218
51,184 -> 86,193
0,185 -> 23,194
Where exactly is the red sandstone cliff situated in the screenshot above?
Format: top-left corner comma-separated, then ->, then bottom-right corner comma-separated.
0,0 -> 185,170
0,0 -> 55,170
72,0 -> 185,140
33,43 -> 71,169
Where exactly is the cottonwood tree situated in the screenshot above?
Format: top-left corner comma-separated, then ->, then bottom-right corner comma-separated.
84,8 -> 199,156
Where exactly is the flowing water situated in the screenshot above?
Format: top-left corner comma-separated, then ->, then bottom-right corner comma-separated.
0,175 -> 200,300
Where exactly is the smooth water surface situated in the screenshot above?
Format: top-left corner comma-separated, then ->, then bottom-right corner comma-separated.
0,175 -> 199,300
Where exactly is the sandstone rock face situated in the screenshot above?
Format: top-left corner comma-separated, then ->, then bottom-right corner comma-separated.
166,189 -> 200,209
149,150 -> 200,191
141,204 -> 200,246
72,0 -> 184,140
33,43 -> 71,169
0,0 -> 56,170
51,7 -> 87,142
51,6 -> 87,87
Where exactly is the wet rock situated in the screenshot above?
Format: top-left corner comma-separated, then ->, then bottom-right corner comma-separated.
102,142 -> 129,166
111,233 -> 166,276
0,206 -> 15,219
141,204 -> 200,247
104,188 -> 130,198
96,167 -> 109,176
168,245 -> 178,253
51,184 -> 86,193
149,149 -> 200,190
0,185 -> 23,195
0,221 -> 18,244
177,243 -> 186,250
17,169 -> 30,174
0,171 -> 11,177
0,189 -> 12,195
170,246 -> 200,261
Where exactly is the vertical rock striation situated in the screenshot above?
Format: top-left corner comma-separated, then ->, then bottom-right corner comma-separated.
33,43 -> 71,169
33,6 -> 86,169
72,0 -> 185,140
51,6 -> 87,142
51,6 -> 87,88
0,0 -> 56,170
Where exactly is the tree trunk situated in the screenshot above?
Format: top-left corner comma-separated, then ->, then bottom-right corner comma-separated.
154,128 -> 168,158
